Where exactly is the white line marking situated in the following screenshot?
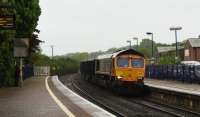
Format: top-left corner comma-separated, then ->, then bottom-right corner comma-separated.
45,76 -> 75,117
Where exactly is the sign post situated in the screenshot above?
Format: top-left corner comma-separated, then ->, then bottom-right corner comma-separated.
19,57 -> 23,87
14,38 -> 29,87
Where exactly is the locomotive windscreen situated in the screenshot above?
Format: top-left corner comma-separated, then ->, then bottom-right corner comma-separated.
131,59 -> 144,68
117,58 -> 129,67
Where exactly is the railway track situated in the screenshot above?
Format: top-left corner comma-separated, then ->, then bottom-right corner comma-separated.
128,98 -> 200,117
71,80 -> 125,117
141,98 -> 200,117
61,74 -> 200,117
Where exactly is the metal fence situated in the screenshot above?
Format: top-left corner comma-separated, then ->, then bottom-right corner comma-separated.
23,65 -> 34,80
145,65 -> 200,84
33,66 -> 50,76
0,65 -> 34,87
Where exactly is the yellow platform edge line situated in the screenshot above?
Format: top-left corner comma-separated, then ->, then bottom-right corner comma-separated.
45,76 -> 75,117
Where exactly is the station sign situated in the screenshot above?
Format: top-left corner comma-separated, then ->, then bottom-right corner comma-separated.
0,14 -> 15,30
14,38 -> 29,57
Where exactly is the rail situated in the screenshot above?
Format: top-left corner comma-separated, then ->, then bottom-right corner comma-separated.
71,81 -> 125,117
128,98 -> 200,117
71,79 -> 200,117
143,98 -> 200,117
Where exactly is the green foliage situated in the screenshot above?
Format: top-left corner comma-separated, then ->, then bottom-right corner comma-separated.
0,1 -> 16,86
31,53 -> 80,76
54,53 -> 86,75
138,47 -> 151,58
15,0 -> 42,65
0,31 -> 15,86
107,47 -> 118,52
15,0 -> 41,37
52,58 -> 79,76
0,0 -> 41,86
29,53 -> 50,66
138,39 -> 157,58
156,43 -> 170,47
157,56 -> 181,65
158,56 -> 176,64
171,42 -> 185,47
63,52 -> 89,62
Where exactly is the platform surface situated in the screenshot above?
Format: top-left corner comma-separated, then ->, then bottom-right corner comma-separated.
0,77 -> 66,117
144,78 -> 200,96
0,76 -> 115,117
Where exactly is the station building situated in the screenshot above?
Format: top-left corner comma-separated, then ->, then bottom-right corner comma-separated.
156,46 -> 184,62
184,38 -> 200,62
156,37 -> 200,62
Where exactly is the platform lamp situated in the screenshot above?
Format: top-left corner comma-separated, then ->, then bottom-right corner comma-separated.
170,26 -> 182,63
50,45 -> 54,59
146,32 -> 154,63
126,40 -> 132,49
133,37 -> 138,50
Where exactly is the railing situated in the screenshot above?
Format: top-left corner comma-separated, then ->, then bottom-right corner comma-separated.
23,65 -> 34,80
145,65 -> 200,84
0,65 -> 34,87
33,66 -> 50,76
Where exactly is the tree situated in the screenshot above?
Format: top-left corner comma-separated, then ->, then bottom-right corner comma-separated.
15,0 -> 41,65
0,0 -> 41,86
15,0 -> 41,37
0,1 -> 16,86
138,39 -> 157,58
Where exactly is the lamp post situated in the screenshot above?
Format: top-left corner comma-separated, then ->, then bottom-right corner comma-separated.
133,37 -> 138,50
146,32 -> 154,59
170,26 -> 182,62
126,40 -> 131,49
50,45 -> 54,59
50,45 -> 55,75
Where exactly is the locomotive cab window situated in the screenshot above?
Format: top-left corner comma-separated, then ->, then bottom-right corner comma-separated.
117,58 -> 129,67
131,59 -> 144,68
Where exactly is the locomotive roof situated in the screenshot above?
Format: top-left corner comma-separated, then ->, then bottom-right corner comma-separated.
97,49 -> 144,59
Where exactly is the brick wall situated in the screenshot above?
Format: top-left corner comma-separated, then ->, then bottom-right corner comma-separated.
195,48 -> 200,61
184,41 -> 191,61
184,40 -> 200,61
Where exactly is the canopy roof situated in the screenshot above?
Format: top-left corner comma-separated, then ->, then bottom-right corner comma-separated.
188,38 -> 200,47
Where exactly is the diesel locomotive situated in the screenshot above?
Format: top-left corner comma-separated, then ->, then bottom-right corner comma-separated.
80,49 -> 145,92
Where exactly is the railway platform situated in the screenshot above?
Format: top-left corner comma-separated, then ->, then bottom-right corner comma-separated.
0,77 -> 66,117
0,76 -> 115,117
144,78 -> 200,96
144,78 -> 200,112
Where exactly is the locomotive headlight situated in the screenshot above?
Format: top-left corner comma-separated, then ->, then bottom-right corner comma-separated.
117,76 -> 123,79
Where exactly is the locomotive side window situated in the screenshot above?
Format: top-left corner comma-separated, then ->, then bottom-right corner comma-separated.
117,58 -> 129,67
131,59 -> 144,68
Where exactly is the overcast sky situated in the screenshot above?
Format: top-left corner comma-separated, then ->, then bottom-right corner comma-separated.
37,0 -> 200,56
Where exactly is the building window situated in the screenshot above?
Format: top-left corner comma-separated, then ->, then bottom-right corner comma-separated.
184,49 -> 189,57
